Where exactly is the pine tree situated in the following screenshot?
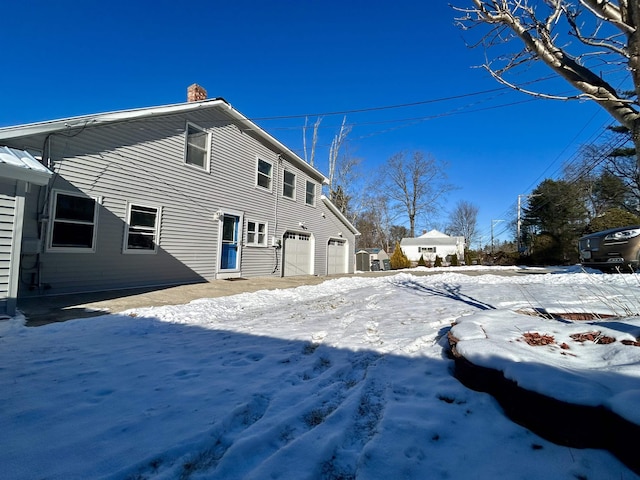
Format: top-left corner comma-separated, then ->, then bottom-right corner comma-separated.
434,255 -> 443,267
417,254 -> 426,267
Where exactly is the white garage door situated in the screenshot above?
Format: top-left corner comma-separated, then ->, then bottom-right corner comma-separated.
283,232 -> 312,276
327,239 -> 347,274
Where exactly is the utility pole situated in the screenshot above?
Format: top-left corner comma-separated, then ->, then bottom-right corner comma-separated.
491,219 -> 504,254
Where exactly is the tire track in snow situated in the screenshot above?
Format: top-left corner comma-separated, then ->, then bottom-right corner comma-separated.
117,393 -> 271,479
217,348 -> 385,479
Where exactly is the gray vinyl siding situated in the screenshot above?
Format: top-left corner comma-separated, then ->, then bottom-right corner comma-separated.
19,114 -> 221,295
5,105 -> 356,297
0,182 -> 16,313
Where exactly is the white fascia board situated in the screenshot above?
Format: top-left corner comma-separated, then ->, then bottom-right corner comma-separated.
226,108 -> 329,185
321,195 -> 360,236
0,163 -> 51,185
0,98 -> 330,185
0,99 -> 230,141
0,147 -> 52,185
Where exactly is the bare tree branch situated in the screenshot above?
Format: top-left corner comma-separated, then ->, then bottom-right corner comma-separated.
385,151 -> 454,237
455,0 -> 640,163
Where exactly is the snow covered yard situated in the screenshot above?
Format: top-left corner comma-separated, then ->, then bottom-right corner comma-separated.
1,268 -> 639,479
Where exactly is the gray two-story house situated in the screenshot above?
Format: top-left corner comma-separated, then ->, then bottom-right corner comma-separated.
0,85 -> 358,315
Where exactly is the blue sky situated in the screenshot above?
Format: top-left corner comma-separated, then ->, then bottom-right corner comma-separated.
1,1 -> 616,245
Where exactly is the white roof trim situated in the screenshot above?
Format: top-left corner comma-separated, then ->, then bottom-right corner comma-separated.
0,147 -> 52,185
321,195 -> 360,236
0,98 -> 329,185
0,99 -> 229,140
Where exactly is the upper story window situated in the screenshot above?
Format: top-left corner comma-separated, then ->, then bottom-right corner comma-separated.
305,180 -> 315,206
256,158 -> 272,190
184,122 -> 209,170
124,203 -> 161,253
283,170 -> 296,199
48,191 -> 99,252
247,220 -> 267,247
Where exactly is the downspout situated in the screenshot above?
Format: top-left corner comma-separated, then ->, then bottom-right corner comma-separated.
36,134 -> 55,293
272,154 -> 283,274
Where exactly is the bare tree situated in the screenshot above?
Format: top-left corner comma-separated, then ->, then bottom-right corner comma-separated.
385,151 -> 454,237
455,1 -> 640,167
364,193 -> 397,250
303,115 -> 362,219
332,147 -> 363,219
447,200 -> 480,248
328,116 -> 351,193
302,116 -> 322,167
355,193 -> 406,251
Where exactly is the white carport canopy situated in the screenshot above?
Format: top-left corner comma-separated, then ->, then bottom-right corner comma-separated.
0,147 -> 52,317
0,146 -> 52,185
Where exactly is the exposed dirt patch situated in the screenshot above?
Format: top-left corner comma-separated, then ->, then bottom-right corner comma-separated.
521,332 -> 555,346
570,331 -> 616,344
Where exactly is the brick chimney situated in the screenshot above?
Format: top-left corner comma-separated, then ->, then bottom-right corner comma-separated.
187,84 -> 207,102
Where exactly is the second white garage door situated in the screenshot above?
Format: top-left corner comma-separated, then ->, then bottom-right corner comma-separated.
283,232 -> 312,276
327,239 -> 347,274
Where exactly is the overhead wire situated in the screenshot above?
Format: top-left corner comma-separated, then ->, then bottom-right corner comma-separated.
485,120 -> 619,232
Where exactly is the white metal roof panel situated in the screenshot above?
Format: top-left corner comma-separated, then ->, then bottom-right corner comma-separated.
0,146 -> 52,185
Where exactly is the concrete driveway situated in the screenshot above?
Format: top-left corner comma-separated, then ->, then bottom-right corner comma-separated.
17,268 -> 537,326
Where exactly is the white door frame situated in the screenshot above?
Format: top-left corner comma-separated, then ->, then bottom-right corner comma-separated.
215,209 -> 244,279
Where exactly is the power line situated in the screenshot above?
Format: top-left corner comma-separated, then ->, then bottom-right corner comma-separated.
248,75 -> 570,124
249,86 -> 514,121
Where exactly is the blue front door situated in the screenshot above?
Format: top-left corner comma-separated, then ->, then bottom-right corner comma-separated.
220,214 -> 239,270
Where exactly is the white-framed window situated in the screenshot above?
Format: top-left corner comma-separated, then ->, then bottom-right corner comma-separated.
123,203 -> 161,254
419,246 -> 436,253
256,158 -> 272,191
305,180 -> 315,206
283,170 -> 296,199
48,191 -> 100,252
246,220 -> 267,247
184,122 -> 209,170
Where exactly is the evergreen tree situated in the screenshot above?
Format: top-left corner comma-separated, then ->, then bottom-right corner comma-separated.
587,208 -> 640,233
522,179 -> 588,262
389,242 -> 411,270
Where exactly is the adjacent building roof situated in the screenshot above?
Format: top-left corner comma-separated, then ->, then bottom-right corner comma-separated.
0,146 -> 52,185
400,229 -> 464,247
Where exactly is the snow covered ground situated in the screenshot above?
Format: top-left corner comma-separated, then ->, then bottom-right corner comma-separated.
1,266 -> 639,479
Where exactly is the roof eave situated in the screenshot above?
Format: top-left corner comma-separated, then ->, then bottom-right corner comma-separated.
0,98 -> 231,141
226,108 -> 328,184
321,195 -> 360,236
0,97 -> 329,184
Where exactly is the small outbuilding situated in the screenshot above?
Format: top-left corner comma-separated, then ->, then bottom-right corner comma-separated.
355,250 -> 371,272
